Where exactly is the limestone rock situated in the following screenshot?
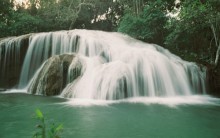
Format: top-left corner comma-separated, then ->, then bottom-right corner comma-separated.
28,54 -> 82,96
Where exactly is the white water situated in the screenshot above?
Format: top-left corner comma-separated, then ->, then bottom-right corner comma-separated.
64,95 -> 220,107
0,35 -> 29,88
14,29 -> 207,100
0,37 -> 20,69
0,30 -> 206,99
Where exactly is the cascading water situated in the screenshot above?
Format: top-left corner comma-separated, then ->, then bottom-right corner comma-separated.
1,29 -> 206,100
0,35 -> 30,88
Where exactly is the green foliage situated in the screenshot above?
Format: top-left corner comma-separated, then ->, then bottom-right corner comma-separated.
117,0 -> 220,64
165,0 -> 220,63
73,0 -> 123,31
9,12 -> 43,36
0,0 -> 14,21
48,124 -> 63,138
1,0 -> 220,65
0,0 -> 124,37
165,0 -> 210,45
0,22 -> 8,37
33,109 -> 46,138
118,0 -> 174,45
33,109 -> 63,138
0,0 -> 15,37
118,14 -> 144,39
36,0 -> 79,31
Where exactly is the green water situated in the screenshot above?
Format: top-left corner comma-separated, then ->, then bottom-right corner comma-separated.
1,93 -> 220,138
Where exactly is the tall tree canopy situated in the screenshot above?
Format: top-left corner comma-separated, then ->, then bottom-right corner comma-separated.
118,0 -> 176,45
1,0 -> 220,66
165,0 -> 220,64
0,0 -> 123,37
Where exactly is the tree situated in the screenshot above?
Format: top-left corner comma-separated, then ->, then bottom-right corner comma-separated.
73,0 -> 124,31
34,0 -> 79,31
9,12 -> 43,35
0,0 -> 125,37
118,0 -> 175,45
165,0 -> 220,64
0,0 -> 14,21
208,0 -> 220,67
0,0 -> 15,37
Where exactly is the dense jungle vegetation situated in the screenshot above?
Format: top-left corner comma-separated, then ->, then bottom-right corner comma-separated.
1,0 -> 220,66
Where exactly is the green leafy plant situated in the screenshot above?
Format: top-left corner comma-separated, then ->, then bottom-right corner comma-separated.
33,109 -> 63,138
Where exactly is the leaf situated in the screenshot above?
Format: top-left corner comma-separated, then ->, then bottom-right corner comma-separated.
33,131 -> 42,138
35,109 -> 44,119
36,124 -> 43,128
55,124 -> 63,132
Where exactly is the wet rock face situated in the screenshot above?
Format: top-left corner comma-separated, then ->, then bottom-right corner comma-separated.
208,64 -> 220,97
0,34 -> 30,89
28,54 -> 82,96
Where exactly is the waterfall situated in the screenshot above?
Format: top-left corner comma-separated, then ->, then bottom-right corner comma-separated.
0,35 -> 30,88
0,29 -> 207,100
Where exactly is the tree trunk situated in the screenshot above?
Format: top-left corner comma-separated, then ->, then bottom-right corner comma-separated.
210,21 -> 220,67
68,2 -> 94,30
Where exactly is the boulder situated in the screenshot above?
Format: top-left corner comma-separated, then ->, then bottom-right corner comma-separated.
28,54 -> 82,96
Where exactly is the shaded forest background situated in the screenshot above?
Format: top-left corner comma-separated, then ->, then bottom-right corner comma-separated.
1,0 -> 220,66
